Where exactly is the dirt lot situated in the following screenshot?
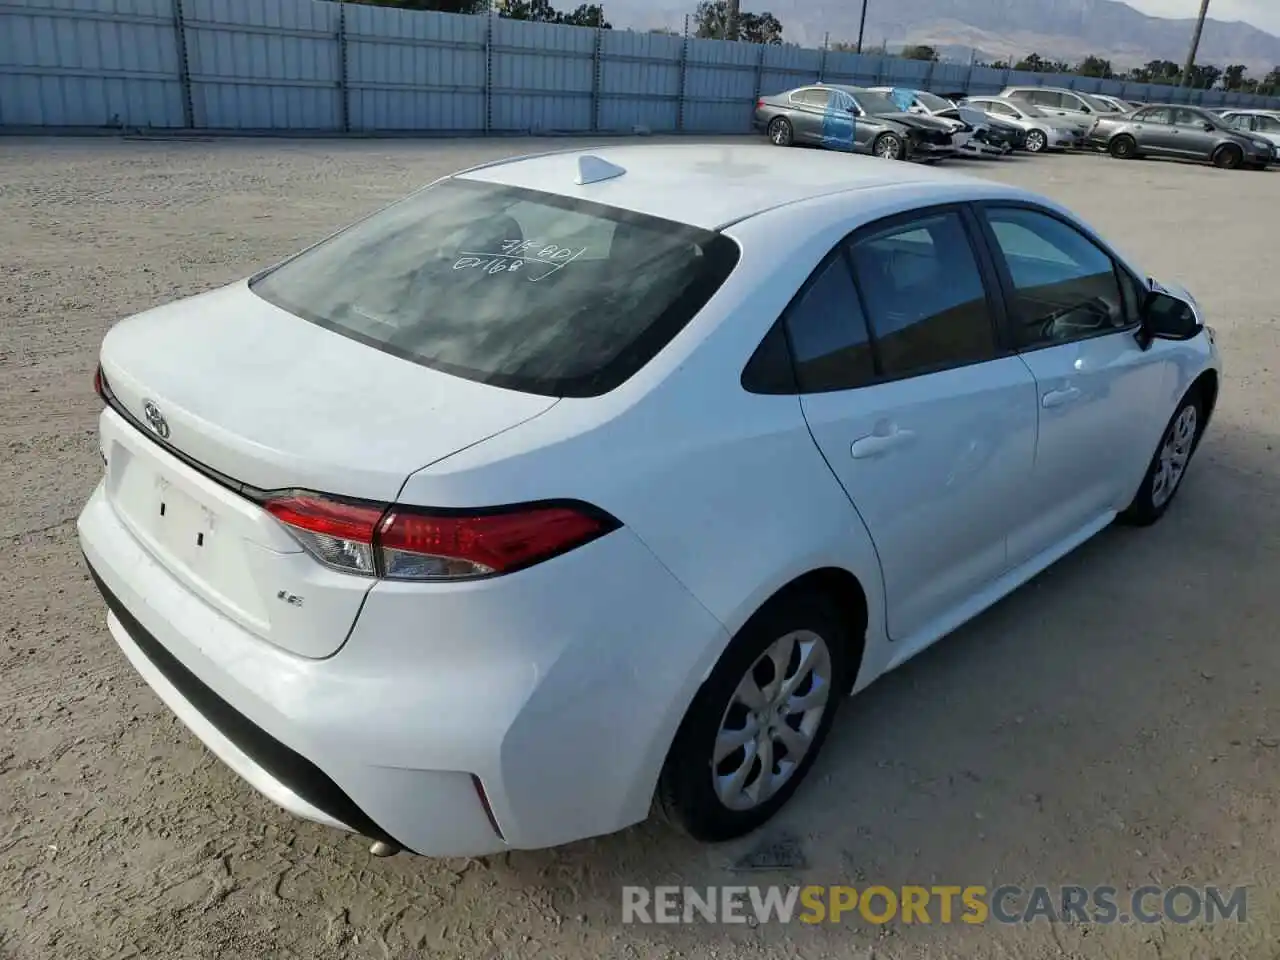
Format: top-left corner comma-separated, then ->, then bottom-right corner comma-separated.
1,136 -> 1279,960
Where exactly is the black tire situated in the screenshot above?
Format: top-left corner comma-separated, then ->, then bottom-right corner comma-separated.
767,117 -> 793,147
873,132 -> 904,161
1110,135 -> 1137,160
1118,387 -> 1206,527
1212,144 -> 1243,169
658,589 -> 852,843
1025,129 -> 1048,153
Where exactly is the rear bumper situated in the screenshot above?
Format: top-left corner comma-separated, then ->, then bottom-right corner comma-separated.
79,480 -> 731,856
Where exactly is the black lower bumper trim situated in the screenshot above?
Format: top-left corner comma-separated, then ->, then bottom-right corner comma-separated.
84,557 -> 408,852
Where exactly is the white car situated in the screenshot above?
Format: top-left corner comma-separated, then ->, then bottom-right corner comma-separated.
79,145 -> 1221,858
1219,109 -> 1280,148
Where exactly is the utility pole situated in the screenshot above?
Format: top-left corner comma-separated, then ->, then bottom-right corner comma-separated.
855,0 -> 869,54
1181,0 -> 1211,87
726,0 -> 739,40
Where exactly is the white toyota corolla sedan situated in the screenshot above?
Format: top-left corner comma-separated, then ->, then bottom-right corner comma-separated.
79,144 -> 1221,858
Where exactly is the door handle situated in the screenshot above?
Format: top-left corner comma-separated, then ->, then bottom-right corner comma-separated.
851,428 -> 916,459
1041,386 -> 1081,409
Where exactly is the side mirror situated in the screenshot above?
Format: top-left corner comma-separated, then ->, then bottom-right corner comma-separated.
1139,290 -> 1200,348
1202,122 -> 1214,131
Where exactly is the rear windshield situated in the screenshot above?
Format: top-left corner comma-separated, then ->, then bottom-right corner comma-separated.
249,178 -> 739,398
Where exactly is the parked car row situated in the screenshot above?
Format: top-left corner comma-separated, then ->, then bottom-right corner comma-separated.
753,82 -> 1279,172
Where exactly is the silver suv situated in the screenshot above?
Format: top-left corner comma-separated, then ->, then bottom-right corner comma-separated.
1000,86 -> 1123,130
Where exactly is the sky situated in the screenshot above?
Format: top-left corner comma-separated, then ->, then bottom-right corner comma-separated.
1124,0 -> 1280,35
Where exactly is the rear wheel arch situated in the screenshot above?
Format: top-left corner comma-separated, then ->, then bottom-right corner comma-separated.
770,568 -> 869,692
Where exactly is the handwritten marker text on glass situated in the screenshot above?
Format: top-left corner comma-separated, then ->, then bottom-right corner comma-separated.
452,239 -> 588,282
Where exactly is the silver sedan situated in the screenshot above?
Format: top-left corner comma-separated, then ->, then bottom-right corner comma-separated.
962,97 -> 1084,153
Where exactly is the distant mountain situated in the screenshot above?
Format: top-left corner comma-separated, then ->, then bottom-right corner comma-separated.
609,0 -> 1280,71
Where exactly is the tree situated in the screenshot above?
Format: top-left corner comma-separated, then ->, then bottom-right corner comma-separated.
347,0 -> 488,12
559,3 -> 608,26
1222,63 -> 1248,90
1014,52 -> 1045,72
500,0 -> 609,27
1263,66 -> 1280,94
901,44 -> 938,62
1074,55 -> 1113,79
1185,63 -> 1221,89
1129,59 -> 1181,83
740,12 -> 783,44
694,1 -> 783,43
988,59 -> 1010,69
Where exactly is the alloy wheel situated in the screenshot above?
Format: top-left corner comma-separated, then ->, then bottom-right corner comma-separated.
876,136 -> 903,160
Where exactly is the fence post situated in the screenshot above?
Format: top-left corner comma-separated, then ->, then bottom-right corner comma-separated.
677,19 -> 689,132
172,0 -> 194,128
337,2 -> 350,133
591,24 -> 603,131
818,32 -> 828,82
753,42 -> 765,101
484,10 -> 494,135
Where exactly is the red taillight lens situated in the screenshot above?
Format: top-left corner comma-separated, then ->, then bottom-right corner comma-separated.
756,98 -> 765,110
263,493 -> 617,581
378,505 -> 612,579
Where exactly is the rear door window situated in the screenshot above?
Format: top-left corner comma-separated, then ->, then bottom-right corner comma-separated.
794,88 -> 832,108
250,179 -> 739,398
782,254 -> 875,392
1028,90 -> 1065,108
846,211 -> 998,378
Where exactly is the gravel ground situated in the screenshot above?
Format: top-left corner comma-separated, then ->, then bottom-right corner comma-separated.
1,136 -> 1279,960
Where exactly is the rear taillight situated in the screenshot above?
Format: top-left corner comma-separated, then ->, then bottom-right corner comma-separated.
263,493 -> 618,581
755,98 -> 765,110
264,495 -> 382,575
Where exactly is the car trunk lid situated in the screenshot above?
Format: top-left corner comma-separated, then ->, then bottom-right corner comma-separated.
98,280 -> 558,658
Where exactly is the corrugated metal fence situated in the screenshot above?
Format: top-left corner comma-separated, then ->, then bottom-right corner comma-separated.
2,0 -> 1277,133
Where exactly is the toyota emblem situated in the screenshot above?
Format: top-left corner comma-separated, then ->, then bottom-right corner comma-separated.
142,399 -> 170,440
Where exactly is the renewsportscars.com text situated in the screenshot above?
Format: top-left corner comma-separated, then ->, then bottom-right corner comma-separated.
622,884 -> 1248,926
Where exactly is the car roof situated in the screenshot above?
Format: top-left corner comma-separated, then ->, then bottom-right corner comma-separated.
456,143 -> 978,231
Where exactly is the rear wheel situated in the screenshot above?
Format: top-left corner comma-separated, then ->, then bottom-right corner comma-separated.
1025,129 -> 1048,153
1212,144 -> 1243,169
1118,388 -> 1205,526
767,117 -> 793,147
874,133 -> 904,161
1110,134 -> 1137,160
659,590 -> 850,842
